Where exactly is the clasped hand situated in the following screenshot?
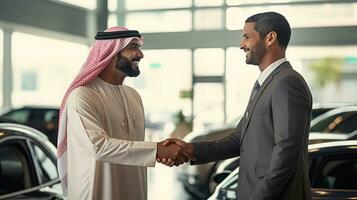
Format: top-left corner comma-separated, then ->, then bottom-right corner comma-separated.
156,138 -> 194,167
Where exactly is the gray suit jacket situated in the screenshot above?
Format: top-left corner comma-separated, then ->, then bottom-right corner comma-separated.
192,62 -> 312,200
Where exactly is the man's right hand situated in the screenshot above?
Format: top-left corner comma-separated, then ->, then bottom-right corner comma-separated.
156,139 -> 193,167
157,138 -> 195,167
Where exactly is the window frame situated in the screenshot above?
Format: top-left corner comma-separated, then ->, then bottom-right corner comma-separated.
27,139 -> 58,185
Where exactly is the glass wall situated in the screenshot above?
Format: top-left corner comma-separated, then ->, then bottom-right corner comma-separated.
12,32 -> 88,107
226,47 -> 260,123
107,0 -> 357,129
226,3 -> 357,30
126,11 -> 192,33
125,0 -> 191,10
124,49 -> 192,136
288,46 -> 357,104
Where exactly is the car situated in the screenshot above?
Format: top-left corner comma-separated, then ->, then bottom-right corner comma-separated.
0,123 -> 64,199
0,106 -> 59,145
209,140 -> 357,200
209,157 -> 240,194
310,106 -> 357,133
176,122 -> 237,199
209,130 -> 357,192
180,104 -> 357,199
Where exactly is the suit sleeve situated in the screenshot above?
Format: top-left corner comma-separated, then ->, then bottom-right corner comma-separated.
252,75 -> 311,199
191,119 -> 242,165
67,88 -> 157,167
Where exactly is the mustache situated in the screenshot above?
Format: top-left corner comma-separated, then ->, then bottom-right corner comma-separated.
132,58 -> 141,62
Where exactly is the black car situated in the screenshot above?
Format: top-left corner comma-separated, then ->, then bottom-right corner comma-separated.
209,140 -> 357,200
209,131 -> 357,192
0,123 -> 63,199
0,106 -> 59,145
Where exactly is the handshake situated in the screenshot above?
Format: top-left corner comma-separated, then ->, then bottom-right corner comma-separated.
156,138 -> 194,167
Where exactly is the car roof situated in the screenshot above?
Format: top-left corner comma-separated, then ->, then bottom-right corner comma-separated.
0,123 -> 49,141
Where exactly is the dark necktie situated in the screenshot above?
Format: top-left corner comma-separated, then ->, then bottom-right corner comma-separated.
249,80 -> 260,103
245,81 -> 260,120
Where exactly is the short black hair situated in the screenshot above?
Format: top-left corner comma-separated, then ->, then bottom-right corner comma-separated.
245,12 -> 291,48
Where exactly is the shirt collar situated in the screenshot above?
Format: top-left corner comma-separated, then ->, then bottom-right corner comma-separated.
257,58 -> 287,86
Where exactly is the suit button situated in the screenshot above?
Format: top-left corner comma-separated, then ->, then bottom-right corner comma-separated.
241,148 -> 244,153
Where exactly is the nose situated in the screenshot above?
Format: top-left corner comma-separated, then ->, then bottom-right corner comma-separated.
137,49 -> 144,59
239,40 -> 245,50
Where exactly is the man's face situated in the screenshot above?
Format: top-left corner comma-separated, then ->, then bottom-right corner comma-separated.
115,39 -> 144,77
240,22 -> 267,65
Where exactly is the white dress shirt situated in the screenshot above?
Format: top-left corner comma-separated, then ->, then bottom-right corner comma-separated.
257,58 -> 287,86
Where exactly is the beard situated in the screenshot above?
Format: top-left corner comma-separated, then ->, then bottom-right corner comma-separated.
115,55 -> 140,77
245,40 -> 267,65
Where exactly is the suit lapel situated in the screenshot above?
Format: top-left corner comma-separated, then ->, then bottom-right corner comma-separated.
240,61 -> 291,144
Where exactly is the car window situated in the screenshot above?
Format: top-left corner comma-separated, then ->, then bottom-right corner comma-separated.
30,142 -> 58,183
331,113 -> 357,133
314,157 -> 357,190
44,110 -> 59,123
310,111 -> 357,133
0,139 -> 35,195
2,110 -> 31,124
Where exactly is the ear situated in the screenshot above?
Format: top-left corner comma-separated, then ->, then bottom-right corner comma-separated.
265,31 -> 277,47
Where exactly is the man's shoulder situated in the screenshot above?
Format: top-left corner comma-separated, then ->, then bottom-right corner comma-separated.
122,85 -> 142,99
68,86 -> 99,104
275,64 -> 305,82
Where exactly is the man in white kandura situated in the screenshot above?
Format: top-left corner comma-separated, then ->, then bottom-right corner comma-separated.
57,26 -> 191,200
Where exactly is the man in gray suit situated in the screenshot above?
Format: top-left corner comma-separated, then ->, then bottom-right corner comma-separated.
160,12 -> 312,200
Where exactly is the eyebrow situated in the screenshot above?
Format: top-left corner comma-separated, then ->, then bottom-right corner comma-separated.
129,43 -> 141,47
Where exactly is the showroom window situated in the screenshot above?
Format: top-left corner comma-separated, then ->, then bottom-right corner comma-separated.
193,83 -> 225,128
226,3 -> 357,30
288,46 -> 357,103
12,32 -> 88,106
226,47 -> 260,122
194,48 -> 225,76
125,10 -> 192,33
125,0 -> 191,10
194,0 -> 223,7
194,9 -> 223,30
124,49 -> 192,127
107,13 -> 118,27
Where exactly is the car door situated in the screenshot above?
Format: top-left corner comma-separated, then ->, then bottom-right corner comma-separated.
311,152 -> 357,199
0,132 -> 62,199
0,137 -> 38,198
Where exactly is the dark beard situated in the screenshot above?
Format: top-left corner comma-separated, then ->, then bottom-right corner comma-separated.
246,40 -> 267,65
115,55 -> 140,77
